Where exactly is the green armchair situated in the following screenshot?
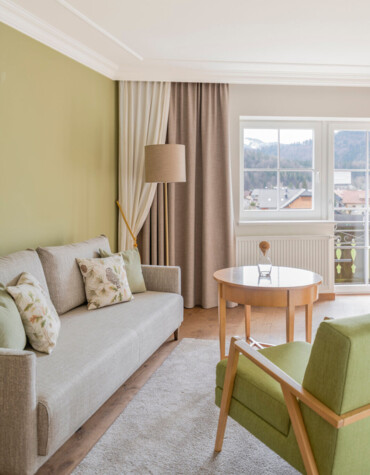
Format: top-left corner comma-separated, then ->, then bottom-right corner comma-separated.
215,315 -> 370,475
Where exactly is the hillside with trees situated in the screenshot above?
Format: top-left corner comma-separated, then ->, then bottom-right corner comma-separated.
244,137 -> 313,190
334,130 -> 367,169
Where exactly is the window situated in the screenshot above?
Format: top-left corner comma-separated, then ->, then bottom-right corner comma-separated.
240,121 -> 323,220
239,118 -> 370,291
331,125 -> 370,288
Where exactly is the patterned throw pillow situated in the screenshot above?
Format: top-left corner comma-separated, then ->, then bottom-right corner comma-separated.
7,272 -> 61,354
99,247 -> 146,294
77,255 -> 133,310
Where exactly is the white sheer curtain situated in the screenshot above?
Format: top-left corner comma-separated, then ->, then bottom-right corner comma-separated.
118,81 -> 171,251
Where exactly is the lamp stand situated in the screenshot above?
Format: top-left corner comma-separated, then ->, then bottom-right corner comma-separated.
164,182 -> 169,266
116,200 -> 137,248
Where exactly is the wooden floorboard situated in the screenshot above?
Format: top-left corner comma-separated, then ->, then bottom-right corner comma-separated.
37,295 -> 370,473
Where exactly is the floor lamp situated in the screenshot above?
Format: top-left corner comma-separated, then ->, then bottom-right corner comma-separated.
145,144 -> 186,266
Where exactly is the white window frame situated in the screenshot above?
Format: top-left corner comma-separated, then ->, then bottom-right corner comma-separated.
329,120 -> 370,293
239,119 -> 325,221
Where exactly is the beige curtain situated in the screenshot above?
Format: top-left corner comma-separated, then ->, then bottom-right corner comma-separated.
139,83 -> 235,308
118,81 -> 171,251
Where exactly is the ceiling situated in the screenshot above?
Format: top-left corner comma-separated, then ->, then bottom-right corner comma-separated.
2,0 -> 370,85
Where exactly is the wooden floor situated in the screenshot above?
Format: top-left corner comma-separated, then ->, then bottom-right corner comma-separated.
37,295 -> 370,474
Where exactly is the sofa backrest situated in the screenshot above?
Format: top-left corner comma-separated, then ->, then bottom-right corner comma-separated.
0,249 -> 49,296
36,235 -> 111,315
301,314 -> 370,474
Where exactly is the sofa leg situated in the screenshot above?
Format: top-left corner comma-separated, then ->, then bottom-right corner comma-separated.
174,328 -> 179,340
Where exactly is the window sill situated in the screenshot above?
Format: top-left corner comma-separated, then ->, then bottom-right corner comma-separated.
335,284 -> 370,294
238,220 -> 335,226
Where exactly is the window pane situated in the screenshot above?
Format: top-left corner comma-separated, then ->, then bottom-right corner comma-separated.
334,171 -> 366,208
244,171 -> 277,210
334,130 -> 366,169
335,210 -> 365,248
280,129 -> 313,169
279,172 -> 312,209
244,129 -> 278,168
334,247 -> 365,284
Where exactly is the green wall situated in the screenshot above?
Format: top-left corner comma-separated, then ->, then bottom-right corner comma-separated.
0,22 -> 118,256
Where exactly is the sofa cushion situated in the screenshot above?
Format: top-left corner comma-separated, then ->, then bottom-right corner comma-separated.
7,273 -> 61,354
36,291 -> 183,456
99,248 -> 146,294
216,341 -> 311,436
37,235 -> 111,315
77,255 -> 133,310
0,249 -> 49,295
0,284 -> 26,350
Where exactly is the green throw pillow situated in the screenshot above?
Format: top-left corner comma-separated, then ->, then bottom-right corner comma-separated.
99,248 -> 146,294
0,283 -> 27,350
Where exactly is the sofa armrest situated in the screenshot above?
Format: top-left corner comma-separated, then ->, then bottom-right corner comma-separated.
141,265 -> 181,294
0,349 -> 37,475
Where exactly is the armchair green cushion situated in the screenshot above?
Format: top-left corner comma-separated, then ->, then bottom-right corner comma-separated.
301,314 -> 370,475
216,341 -> 311,436
303,314 -> 370,413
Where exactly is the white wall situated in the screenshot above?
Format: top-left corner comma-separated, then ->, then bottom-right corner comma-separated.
229,84 -> 370,238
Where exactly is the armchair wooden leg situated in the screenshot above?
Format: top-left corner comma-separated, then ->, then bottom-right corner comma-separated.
282,386 -> 318,475
215,337 -> 240,452
174,328 -> 179,341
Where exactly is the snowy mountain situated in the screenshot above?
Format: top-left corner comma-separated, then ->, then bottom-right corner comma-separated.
244,137 -> 272,149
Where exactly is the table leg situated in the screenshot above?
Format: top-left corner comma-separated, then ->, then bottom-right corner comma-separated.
218,284 -> 227,360
286,295 -> 295,342
244,305 -> 251,342
305,303 -> 313,343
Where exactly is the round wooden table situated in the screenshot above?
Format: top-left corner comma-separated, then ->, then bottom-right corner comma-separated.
213,266 -> 322,359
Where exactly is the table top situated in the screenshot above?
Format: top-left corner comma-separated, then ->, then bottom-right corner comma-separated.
214,266 -> 322,290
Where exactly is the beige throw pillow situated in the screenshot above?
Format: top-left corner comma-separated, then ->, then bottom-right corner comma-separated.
7,272 -> 61,354
77,255 -> 133,310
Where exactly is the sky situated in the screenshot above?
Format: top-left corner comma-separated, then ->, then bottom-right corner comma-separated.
244,129 -> 313,144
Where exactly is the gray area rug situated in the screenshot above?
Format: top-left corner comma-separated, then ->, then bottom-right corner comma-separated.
73,339 -> 298,474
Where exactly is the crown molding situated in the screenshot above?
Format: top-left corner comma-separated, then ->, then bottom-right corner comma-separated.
0,0 -> 118,79
2,0 -> 370,86
56,0 -> 143,61
115,68 -> 370,86
116,59 -> 370,86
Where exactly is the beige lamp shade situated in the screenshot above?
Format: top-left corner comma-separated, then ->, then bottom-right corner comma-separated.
145,144 -> 186,183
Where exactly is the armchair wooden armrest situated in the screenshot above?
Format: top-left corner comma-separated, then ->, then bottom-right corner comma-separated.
215,336 -> 370,475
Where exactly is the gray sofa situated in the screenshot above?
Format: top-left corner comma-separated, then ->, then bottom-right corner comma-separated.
0,236 -> 183,475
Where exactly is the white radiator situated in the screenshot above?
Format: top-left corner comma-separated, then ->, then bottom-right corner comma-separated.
236,235 -> 334,293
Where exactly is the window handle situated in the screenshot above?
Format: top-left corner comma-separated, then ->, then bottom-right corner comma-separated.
315,171 -> 320,184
